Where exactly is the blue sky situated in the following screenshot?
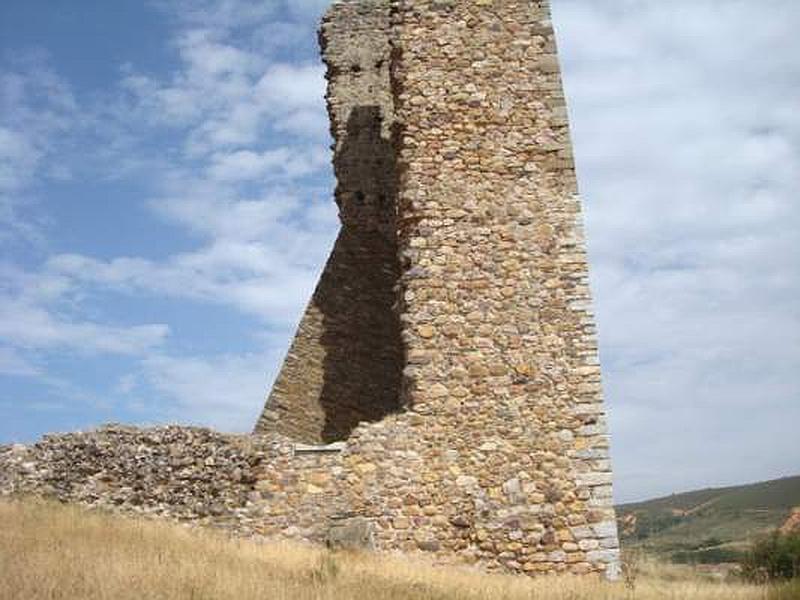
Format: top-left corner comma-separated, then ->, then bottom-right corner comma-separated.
1,0 -> 798,503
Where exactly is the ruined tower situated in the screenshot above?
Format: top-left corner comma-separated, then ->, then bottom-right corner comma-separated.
255,0 -> 402,443
256,0 -> 620,576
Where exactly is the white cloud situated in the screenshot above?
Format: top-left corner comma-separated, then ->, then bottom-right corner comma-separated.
285,0 -> 331,20
0,57 -> 79,242
275,107 -> 329,138
208,145 -> 329,181
119,25 -> 327,154
0,0 -> 337,363
0,127 -> 40,193
141,351 -> 280,431
0,0 -> 337,440
154,0 -> 281,31
0,347 -> 39,376
45,165 -> 338,324
0,298 -> 169,356
553,0 -> 800,500
254,63 -> 325,110
179,29 -> 260,78
251,20 -> 311,53
0,263 -> 170,357
155,191 -> 301,239
115,373 -> 137,395
46,235 -> 328,326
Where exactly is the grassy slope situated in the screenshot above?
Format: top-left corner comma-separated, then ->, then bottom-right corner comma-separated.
0,498 -> 775,600
617,475 -> 800,561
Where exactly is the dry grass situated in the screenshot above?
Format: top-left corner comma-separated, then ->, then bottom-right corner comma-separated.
0,498 -> 781,600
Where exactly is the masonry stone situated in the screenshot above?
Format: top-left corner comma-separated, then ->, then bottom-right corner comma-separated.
1,0 -> 620,579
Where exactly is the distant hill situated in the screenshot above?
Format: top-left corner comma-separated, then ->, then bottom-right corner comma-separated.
615,475 -> 800,564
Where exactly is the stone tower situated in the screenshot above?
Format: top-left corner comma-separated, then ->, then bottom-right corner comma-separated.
256,0 -> 620,577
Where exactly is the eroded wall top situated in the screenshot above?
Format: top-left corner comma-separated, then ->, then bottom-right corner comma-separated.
255,0 -> 403,443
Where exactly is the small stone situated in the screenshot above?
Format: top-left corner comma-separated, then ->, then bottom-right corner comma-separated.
592,520 -> 618,539
502,478 -> 525,504
579,539 -> 599,551
468,363 -> 489,377
557,429 -> 574,443
548,550 -> 567,562
355,462 -> 377,475
488,363 -> 508,376
326,517 -> 375,551
562,542 -> 579,552
418,325 -> 436,338
456,475 -> 478,488
307,472 -> 330,486
450,515 -> 470,528
417,539 -> 440,552
586,549 -> 619,564
429,383 -> 449,398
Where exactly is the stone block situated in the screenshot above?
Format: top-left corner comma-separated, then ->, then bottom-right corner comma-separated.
326,516 -> 376,551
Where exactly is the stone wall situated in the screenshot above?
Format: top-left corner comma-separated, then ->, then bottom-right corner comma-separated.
0,425 -> 347,539
1,0 -> 621,579
2,415 -> 618,575
387,0 -> 619,574
255,0 -> 403,443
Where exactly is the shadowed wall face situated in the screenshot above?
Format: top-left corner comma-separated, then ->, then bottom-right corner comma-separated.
255,1 -> 402,443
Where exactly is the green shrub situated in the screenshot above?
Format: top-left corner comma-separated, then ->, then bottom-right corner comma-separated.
671,547 -> 743,565
740,531 -> 800,582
